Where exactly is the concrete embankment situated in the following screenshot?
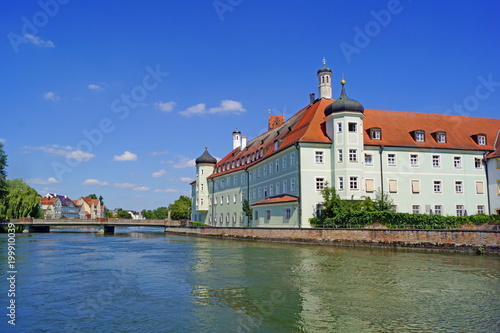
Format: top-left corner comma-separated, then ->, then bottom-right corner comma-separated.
165,226 -> 500,253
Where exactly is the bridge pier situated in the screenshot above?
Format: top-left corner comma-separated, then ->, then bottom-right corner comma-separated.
29,226 -> 50,233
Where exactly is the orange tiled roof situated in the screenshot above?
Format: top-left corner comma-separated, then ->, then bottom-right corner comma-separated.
40,198 -> 56,205
82,197 -> 99,206
488,130 -> 500,158
208,100 -> 499,178
251,195 -> 299,206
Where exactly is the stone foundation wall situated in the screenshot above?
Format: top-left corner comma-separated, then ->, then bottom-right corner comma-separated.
165,227 -> 500,253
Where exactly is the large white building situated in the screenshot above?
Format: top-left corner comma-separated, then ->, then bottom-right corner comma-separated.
191,61 -> 500,227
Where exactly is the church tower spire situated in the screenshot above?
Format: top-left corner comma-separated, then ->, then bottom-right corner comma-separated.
317,57 -> 333,99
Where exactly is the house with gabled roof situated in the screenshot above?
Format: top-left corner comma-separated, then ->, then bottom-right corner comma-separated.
41,193 -> 79,219
191,60 -> 500,227
76,197 -> 105,219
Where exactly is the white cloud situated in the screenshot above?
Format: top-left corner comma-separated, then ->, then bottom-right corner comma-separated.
26,177 -> 59,185
154,189 -> 179,193
152,169 -> 166,178
21,144 -> 95,162
171,156 -> 196,169
88,84 -> 103,91
113,151 -> 137,161
133,186 -> 150,192
43,91 -> 60,102
209,100 -> 246,114
24,34 -> 55,48
113,182 -> 136,189
82,179 -> 109,186
155,101 -> 176,112
180,177 -> 194,182
0,138 -> 6,143
179,100 -> 245,117
151,151 -> 169,156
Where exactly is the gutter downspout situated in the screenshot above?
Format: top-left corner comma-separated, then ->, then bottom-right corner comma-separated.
209,178 -> 214,226
295,142 -> 302,228
245,168 -> 250,227
379,145 -> 385,194
484,152 -> 491,214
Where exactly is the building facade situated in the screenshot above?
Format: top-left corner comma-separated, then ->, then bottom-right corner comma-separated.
191,62 -> 500,227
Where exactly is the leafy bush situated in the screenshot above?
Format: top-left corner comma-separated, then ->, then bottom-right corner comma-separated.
191,222 -> 206,227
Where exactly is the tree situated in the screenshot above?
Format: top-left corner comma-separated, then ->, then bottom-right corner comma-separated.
0,143 -> 7,202
242,199 -> 252,226
87,194 -> 104,206
87,194 -> 97,199
318,184 -> 346,219
116,209 -> 132,219
168,196 -> 191,220
104,208 -> 114,218
373,189 -> 394,211
0,179 -> 42,218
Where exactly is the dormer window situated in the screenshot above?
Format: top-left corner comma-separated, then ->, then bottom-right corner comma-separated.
436,132 -> 446,143
478,135 -> 486,145
415,131 -> 425,142
471,134 -> 487,145
370,128 -> 381,140
274,140 -> 279,151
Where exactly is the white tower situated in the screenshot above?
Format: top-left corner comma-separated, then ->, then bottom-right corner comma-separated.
194,147 -> 217,222
232,129 -> 241,150
317,57 -> 333,99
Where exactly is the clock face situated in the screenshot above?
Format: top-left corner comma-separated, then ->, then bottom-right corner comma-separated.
274,119 -> 280,125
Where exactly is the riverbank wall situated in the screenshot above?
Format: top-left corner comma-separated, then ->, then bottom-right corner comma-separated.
165,226 -> 500,253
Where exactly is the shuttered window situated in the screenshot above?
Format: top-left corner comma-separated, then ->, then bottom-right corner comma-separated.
476,181 -> 484,194
389,179 -> 398,193
411,180 -> 420,193
365,179 -> 375,192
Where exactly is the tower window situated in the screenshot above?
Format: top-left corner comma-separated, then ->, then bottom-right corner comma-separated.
348,122 -> 357,132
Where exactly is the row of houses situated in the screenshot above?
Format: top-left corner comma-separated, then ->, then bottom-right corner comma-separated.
40,193 -> 105,219
191,60 -> 500,228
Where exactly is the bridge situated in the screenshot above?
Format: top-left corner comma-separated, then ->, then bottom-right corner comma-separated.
3,217 -> 190,233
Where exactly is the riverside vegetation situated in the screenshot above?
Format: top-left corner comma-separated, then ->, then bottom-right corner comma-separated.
310,185 -> 500,229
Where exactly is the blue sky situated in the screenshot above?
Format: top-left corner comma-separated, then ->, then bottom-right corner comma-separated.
1,0 -> 499,211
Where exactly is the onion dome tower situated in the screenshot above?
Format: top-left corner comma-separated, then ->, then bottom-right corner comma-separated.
317,57 -> 333,99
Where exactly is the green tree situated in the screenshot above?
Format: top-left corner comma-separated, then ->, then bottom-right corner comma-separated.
373,189 -> 394,211
87,194 -> 104,206
116,209 -> 132,219
168,196 -> 191,220
0,179 -> 42,218
0,143 -> 7,201
87,194 -> 97,199
242,199 -> 252,226
318,184 -> 346,219
104,208 -> 114,218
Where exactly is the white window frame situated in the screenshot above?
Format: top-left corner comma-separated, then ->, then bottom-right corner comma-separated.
437,132 -> 446,143
364,153 -> 373,166
315,177 -> 325,191
410,154 -> 418,167
455,181 -> 463,194
412,205 -> 420,214
477,135 -> 486,145
453,156 -> 462,169
338,149 -> 343,163
315,151 -> 324,164
349,149 -> 358,162
337,122 -> 342,133
477,205 -> 485,214
456,205 -> 464,216
371,128 -> 381,140
434,205 -> 442,215
284,208 -> 291,220
475,157 -> 482,169
349,176 -> 358,190
432,155 -> 440,168
415,131 -> 425,142
338,176 -> 344,191
290,179 -> 296,193
387,153 -> 396,166
433,180 -> 442,193
348,122 -> 357,133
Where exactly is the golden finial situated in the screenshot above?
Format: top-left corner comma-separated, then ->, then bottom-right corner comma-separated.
322,57 -> 327,67
341,73 -> 346,85
205,146 -> 208,149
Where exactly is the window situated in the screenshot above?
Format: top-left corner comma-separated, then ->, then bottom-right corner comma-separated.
253,171 -> 257,181
454,156 -> 462,169
285,208 -> 291,220
315,178 -> 325,191
337,122 -> 342,133
433,180 -> 442,193
434,205 -> 442,216
254,210 -> 259,220
233,194 -> 237,203
475,158 -> 482,169
432,155 -> 440,167
348,122 -> 357,132
269,184 -> 274,196
263,186 -> 268,198
477,135 -> 486,145
252,189 -> 256,200
221,179 -> 225,188
338,177 -> 344,191
415,131 -> 425,142
274,140 -> 279,151
476,181 -> 484,194
258,168 -> 261,179
365,153 -> 373,166
290,152 -> 296,166
241,174 -> 245,183
265,210 -> 271,220
388,179 -> 398,193
269,163 -> 273,175
275,161 -> 279,172
456,205 -> 464,216
241,193 -> 244,202
227,195 -> 230,204
371,128 -> 381,140
477,205 -> 485,214
232,213 -> 236,224
497,180 -> 500,195
315,151 -> 324,164
349,149 -> 358,162
338,149 -> 343,163
290,179 -> 296,193
226,213 -> 230,223
263,166 -> 267,177
221,196 -> 224,205
258,188 -> 262,199
411,180 -> 420,193
282,156 -> 287,169
497,158 -> 500,169
276,183 -> 281,194
412,205 -> 420,214
282,181 -> 287,193
387,154 -> 396,166
455,181 -> 463,193
436,132 -> 446,143
200,183 -> 204,191
410,154 -> 418,167
316,204 -> 323,217
215,182 -> 218,191
234,176 -> 237,185
200,198 -> 203,206
365,179 -> 375,193
349,176 -> 358,190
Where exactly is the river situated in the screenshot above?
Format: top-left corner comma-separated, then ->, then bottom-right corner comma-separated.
1,227 -> 499,332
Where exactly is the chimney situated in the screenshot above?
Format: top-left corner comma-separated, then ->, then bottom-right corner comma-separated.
241,136 -> 247,149
309,93 -> 315,105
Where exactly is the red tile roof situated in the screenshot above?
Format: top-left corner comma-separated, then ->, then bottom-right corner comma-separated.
252,195 -> 299,206
40,198 -> 56,205
208,100 -> 499,178
489,130 -> 500,158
